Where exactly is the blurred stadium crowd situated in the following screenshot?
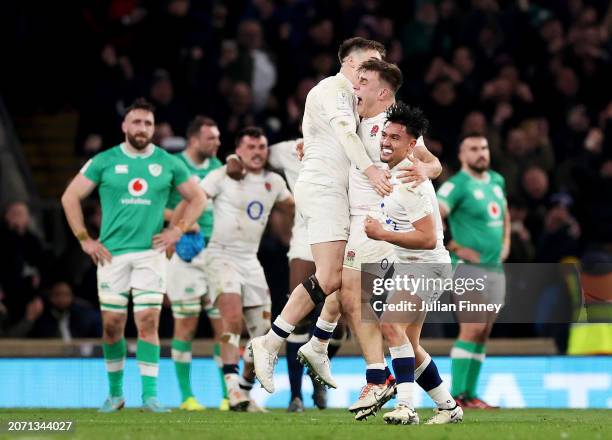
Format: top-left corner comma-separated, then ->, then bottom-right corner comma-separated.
1,0 -> 611,343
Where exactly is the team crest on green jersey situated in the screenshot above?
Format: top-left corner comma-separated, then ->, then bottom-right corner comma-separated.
148,164 -> 162,177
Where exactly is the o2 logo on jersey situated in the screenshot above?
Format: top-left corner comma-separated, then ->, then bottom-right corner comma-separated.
246,201 -> 264,220
128,178 -> 148,197
488,201 -> 501,219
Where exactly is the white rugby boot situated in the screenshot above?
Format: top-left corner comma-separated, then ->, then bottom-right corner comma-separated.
249,336 -> 278,393
424,405 -> 464,424
297,341 -> 337,389
383,403 -> 420,425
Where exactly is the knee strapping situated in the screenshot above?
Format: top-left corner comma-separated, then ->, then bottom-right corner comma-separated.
302,274 -> 326,305
221,332 -> 241,348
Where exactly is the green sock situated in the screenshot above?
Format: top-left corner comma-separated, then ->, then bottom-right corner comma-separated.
450,339 -> 481,397
213,342 -> 228,399
466,343 -> 486,399
172,339 -> 194,401
137,339 -> 160,402
102,339 -> 126,398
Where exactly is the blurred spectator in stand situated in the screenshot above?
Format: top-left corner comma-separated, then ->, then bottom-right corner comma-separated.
215,81 -> 256,156
507,197 -> 535,263
0,291 -> 43,337
536,193 -> 581,262
0,202 -> 45,328
31,282 -> 101,340
148,69 -> 189,136
521,166 -> 551,241
225,19 -> 277,113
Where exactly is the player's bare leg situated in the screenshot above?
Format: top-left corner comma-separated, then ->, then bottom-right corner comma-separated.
241,305 -> 271,413
296,292 -> 340,388
204,297 -> 230,410
405,325 -> 463,424
134,305 -> 168,412
251,241 -> 345,392
217,292 -> 249,410
99,311 -> 128,412
338,269 -> 395,419
172,316 -> 204,411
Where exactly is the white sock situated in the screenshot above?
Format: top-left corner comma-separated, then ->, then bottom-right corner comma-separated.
264,316 -> 295,352
428,384 -> 455,410
309,337 -> 328,354
366,363 -> 386,370
396,382 -> 415,408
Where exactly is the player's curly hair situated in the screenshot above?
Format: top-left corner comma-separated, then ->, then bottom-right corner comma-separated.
384,101 -> 429,139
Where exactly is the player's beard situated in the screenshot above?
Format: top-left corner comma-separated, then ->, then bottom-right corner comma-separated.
468,158 -> 489,173
127,132 -> 152,150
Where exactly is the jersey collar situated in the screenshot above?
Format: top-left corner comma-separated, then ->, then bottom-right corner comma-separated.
337,72 -> 353,89
120,142 -> 155,159
462,169 -> 491,183
182,151 -> 210,170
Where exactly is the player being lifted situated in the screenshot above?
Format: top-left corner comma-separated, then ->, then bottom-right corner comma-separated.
267,138 -> 345,411
61,98 -> 206,413
364,102 -> 463,425
164,116 -> 229,411
194,127 -> 294,410
250,37 -> 392,393
296,60 -> 442,417
437,133 -> 509,409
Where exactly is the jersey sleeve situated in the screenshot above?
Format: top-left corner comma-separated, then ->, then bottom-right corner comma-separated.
321,81 -> 356,122
437,177 -> 462,213
273,173 -> 292,203
199,167 -> 225,198
171,156 -> 191,187
399,185 -> 433,224
268,141 -> 292,170
80,154 -> 105,184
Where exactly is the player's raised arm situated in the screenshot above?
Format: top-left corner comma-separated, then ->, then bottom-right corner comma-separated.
61,173 -> 112,265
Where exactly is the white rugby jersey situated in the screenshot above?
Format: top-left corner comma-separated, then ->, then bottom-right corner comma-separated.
200,167 -> 291,254
268,139 -> 302,193
298,72 -> 359,189
350,111 -> 425,216
378,158 -> 449,263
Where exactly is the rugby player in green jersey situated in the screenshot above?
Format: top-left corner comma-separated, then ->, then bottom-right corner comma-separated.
164,116 -> 231,411
61,98 -> 206,413
437,133 -> 510,409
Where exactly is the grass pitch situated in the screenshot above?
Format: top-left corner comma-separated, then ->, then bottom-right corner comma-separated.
0,409 -> 609,439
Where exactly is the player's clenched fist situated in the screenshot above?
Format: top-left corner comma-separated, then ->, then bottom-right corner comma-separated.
364,215 -> 385,241
80,238 -> 112,265
364,165 -> 392,196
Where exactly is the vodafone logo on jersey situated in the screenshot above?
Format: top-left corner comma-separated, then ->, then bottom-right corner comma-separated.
128,178 -> 148,197
488,201 -> 501,218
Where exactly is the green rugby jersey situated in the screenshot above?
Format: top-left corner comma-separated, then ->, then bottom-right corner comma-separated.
437,170 -> 507,265
82,143 -> 190,255
166,152 -> 222,239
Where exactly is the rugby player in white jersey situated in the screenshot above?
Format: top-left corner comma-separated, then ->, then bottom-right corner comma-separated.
267,139 -> 345,411
177,127 -> 294,410
364,102 -> 463,425
251,37 -> 393,393
295,60 -> 442,418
